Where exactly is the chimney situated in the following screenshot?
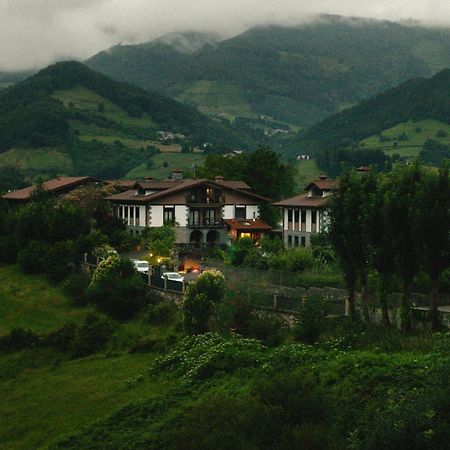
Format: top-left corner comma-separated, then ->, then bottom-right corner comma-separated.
215,175 -> 225,182
319,174 -> 328,180
171,169 -> 183,180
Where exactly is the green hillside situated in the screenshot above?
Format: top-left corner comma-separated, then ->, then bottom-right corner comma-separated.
87,16 -> 450,127
361,119 -> 450,158
288,69 -> 450,175
0,61 -> 254,186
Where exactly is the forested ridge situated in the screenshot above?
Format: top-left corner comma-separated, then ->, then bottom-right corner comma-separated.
87,16 -> 450,126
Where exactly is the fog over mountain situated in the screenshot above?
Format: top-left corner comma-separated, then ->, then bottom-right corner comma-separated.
1,0 -> 450,71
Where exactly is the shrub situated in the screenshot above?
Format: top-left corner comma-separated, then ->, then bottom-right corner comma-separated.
226,237 -> 254,265
244,311 -> 286,346
129,334 -> 176,353
62,272 -> 91,306
0,235 -> 17,263
183,293 -> 214,334
436,129 -> 447,138
17,240 -> 49,274
183,270 -> 226,334
243,247 -> 269,269
43,240 -> 76,282
87,256 -> 148,320
73,312 -> 116,357
268,247 -> 314,272
293,297 -> 328,344
146,301 -> 178,326
0,328 -> 42,351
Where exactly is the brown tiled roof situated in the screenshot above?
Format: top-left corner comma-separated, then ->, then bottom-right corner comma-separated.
273,193 -> 329,208
215,180 -> 251,190
304,179 -> 338,191
134,180 -> 185,190
224,219 -> 272,231
103,179 -> 137,191
2,176 -> 98,201
106,179 -> 269,203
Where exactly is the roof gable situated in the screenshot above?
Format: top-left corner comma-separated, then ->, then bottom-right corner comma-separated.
2,176 -> 98,201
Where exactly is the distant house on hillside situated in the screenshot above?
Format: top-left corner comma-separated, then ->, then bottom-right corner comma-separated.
273,176 -> 338,248
2,176 -> 99,204
106,170 -> 271,246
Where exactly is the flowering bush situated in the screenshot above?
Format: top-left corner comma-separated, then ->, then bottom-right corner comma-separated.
150,332 -> 266,382
90,254 -> 120,285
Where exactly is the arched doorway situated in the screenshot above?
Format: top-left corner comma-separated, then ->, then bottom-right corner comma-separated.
206,229 -> 220,246
190,230 -> 203,247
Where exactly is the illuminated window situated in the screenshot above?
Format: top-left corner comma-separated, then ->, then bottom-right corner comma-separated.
240,232 -> 251,239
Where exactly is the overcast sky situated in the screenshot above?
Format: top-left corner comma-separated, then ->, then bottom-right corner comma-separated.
1,0 -> 449,71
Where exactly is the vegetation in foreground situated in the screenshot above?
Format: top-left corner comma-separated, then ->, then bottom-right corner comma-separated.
2,262 -> 450,450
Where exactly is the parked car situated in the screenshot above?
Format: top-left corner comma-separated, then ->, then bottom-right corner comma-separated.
132,259 -> 149,274
161,272 -> 184,283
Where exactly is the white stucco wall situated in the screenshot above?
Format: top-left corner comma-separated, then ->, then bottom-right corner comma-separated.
223,205 -> 235,220
306,209 -> 312,232
246,205 -> 259,219
150,205 -> 164,227
175,205 -> 187,226
139,206 -> 146,227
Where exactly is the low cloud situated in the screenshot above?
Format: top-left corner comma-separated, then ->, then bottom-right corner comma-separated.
1,0 -> 449,71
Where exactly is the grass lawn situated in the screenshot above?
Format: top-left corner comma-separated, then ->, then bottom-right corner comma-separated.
0,351 -> 167,450
294,159 -> 322,190
176,80 -> 255,122
361,119 -> 450,158
127,151 -> 205,179
54,86 -> 157,129
0,147 -> 72,180
0,264 -> 174,449
0,265 -> 88,335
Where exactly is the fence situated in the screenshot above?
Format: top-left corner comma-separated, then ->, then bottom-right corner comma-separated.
82,254 -> 450,320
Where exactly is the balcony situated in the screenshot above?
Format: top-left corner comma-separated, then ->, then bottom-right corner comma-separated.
186,193 -> 225,207
188,218 -> 224,228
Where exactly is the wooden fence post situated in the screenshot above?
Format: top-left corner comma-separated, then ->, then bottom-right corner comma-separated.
273,293 -> 278,312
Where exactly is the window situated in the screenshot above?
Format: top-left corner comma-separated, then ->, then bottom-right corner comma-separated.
124,206 -> 129,224
235,206 -> 246,219
204,209 -> 216,226
189,209 -> 201,226
294,209 -> 300,229
135,206 -> 140,225
287,235 -> 292,247
118,205 -> 123,219
301,237 -> 306,247
301,209 -> 306,224
312,210 -> 317,224
130,206 -> 134,225
294,236 -> 299,246
164,207 -> 175,224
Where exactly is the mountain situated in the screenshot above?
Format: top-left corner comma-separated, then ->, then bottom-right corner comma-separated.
0,61 -> 254,185
291,69 -> 450,175
87,16 -> 450,127
303,68 -> 450,148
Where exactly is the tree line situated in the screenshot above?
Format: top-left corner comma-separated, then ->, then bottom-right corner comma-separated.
328,163 -> 449,331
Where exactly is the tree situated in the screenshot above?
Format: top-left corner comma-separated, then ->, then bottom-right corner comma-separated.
87,256 -> 148,320
328,172 -> 373,322
386,164 -> 423,332
415,167 -> 450,331
143,225 -> 176,263
367,173 -> 396,327
183,270 -> 225,334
